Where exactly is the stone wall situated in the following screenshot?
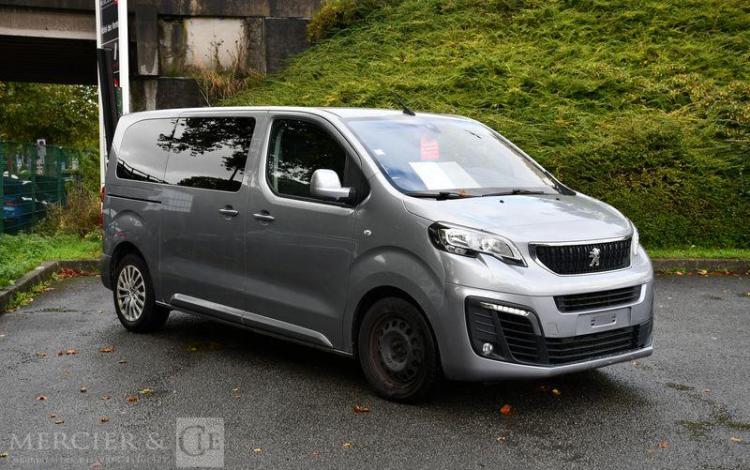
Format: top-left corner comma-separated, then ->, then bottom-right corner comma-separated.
129,0 -> 320,110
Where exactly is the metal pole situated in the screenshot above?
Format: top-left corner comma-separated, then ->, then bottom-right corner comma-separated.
95,0 -> 107,188
117,0 -> 130,115
0,144 -> 4,234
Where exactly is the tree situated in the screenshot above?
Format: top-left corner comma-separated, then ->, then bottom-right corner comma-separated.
0,82 -> 98,149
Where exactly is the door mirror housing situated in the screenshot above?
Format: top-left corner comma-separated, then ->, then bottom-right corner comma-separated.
310,169 -> 355,202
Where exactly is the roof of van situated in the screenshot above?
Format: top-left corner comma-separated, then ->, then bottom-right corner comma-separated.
116,106 -> 470,123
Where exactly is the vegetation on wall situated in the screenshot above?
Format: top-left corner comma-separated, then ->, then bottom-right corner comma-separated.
227,0 -> 750,248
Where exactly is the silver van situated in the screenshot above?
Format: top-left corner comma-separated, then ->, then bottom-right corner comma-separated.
101,107 -> 653,401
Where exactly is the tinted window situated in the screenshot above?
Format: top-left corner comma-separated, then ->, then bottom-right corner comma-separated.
162,117 -> 255,192
116,118 -> 174,183
266,119 -> 346,199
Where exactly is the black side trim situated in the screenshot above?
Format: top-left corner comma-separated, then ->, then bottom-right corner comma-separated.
108,193 -> 162,204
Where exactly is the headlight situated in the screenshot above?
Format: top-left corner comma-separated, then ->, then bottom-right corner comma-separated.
428,223 -> 526,266
630,220 -> 640,257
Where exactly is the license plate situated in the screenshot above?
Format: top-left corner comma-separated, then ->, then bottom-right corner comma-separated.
575,308 -> 631,335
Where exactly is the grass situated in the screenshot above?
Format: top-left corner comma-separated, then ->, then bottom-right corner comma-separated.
2,281 -> 50,312
0,233 -> 100,288
227,0 -> 750,249
648,247 -> 750,260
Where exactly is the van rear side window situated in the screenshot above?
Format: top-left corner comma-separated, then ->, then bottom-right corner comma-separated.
116,118 -> 175,183
163,117 -> 255,192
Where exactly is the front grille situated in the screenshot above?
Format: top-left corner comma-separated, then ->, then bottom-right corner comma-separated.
555,285 -> 641,312
466,299 -> 650,366
532,238 -> 631,275
544,326 -> 638,364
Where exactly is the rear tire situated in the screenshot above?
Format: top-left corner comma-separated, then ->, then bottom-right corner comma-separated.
113,254 -> 169,333
358,297 -> 440,402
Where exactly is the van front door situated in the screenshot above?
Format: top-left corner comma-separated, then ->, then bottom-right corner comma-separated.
160,115 -> 257,313
245,116 -> 367,347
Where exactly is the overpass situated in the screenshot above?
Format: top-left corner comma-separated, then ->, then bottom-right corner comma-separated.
0,0 -> 321,108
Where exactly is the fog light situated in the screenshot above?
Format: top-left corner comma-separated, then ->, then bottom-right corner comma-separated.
479,302 -> 530,317
481,342 -> 494,356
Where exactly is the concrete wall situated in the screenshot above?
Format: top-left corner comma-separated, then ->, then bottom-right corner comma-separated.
0,0 -> 322,108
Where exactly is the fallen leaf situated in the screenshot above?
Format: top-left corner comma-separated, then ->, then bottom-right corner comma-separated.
57,351 -> 63,357
231,387 -> 241,398
631,360 -> 641,367
36,352 -> 47,358
0,452 -> 7,458
658,440 -> 669,449
117,359 -> 127,364
48,413 -> 57,419
36,395 -> 48,401
138,387 -> 154,397
675,271 -> 685,276
253,448 -> 262,454
730,437 -> 742,443
703,389 -> 711,394
80,386 -> 87,393
496,436 -> 507,442
126,394 -> 139,404
342,442 -> 353,449
54,419 -> 64,425
311,451 -> 320,458
100,395 -> 111,401
353,405 -> 370,413
551,388 -> 561,397
65,348 -> 78,355
499,404 -> 512,416
696,269 -> 708,276
100,416 -> 109,424
99,346 -> 114,353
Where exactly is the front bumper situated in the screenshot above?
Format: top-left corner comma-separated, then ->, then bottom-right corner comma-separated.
437,279 -> 654,381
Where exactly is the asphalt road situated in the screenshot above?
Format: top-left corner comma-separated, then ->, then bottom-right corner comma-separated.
0,274 -> 748,469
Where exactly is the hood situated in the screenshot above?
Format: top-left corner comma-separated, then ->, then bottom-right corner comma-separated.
403,194 -> 631,243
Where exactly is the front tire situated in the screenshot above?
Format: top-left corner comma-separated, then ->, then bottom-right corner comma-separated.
358,297 -> 440,402
113,254 -> 169,333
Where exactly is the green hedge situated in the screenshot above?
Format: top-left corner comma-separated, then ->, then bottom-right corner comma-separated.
227,0 -> 750,248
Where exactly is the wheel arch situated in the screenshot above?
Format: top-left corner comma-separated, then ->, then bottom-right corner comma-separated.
109,241 -> 148,287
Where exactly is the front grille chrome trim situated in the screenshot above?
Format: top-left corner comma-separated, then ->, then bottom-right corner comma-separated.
529,235 -> 633,276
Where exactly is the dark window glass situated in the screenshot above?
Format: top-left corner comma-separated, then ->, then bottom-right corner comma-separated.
116,118 -> 174,183
162,117 -> 255,192
266,119 -> 347,199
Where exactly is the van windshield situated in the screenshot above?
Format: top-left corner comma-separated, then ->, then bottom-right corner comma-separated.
346,116 -> 562,197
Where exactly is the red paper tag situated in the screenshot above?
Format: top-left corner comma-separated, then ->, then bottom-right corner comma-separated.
420,135 -> 440,161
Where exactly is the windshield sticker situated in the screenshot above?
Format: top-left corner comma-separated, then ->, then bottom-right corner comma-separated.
420,136 -> 440,161
409,161 -> 481,190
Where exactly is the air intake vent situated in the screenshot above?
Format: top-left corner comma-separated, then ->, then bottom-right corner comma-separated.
465,298 -> 650,366
554,285 -> 641,312
532,238 -> 631,275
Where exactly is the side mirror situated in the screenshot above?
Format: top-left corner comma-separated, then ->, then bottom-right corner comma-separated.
310,169 -> 355,202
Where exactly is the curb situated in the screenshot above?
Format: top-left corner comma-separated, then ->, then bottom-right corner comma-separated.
0,259 -> 99,313
651,258 -> 750,273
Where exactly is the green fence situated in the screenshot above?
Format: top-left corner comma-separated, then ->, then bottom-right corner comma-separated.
1,142 -> 92,234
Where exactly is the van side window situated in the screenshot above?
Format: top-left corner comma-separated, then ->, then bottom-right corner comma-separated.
116,118 -> 175,183
163,117 -> 255,192
266,119 -> 347,200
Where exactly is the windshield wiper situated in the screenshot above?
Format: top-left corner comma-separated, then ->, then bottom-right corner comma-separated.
480,189 -> 547,197
406,191 -> 475,200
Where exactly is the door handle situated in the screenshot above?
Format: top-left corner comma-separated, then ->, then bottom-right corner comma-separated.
253,211 -> 275,222
219,207 -> 239,217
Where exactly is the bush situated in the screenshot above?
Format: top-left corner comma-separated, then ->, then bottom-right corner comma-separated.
36,183 -> 100,237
